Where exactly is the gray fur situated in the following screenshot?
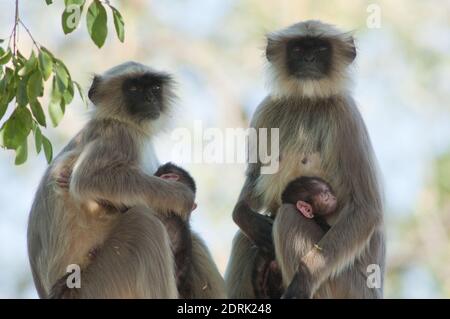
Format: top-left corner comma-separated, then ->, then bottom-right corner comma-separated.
28,62 -> 224,298
226,21 -> 385,298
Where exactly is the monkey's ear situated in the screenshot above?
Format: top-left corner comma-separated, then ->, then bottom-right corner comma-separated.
88,75 -> 101,103
265,38 -> 276,62
346,36 -> 357,62
296,201 -> 314,219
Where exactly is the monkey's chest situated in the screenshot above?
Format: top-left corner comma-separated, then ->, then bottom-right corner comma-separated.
254,149 -> 324,214
139,140 -> 161,175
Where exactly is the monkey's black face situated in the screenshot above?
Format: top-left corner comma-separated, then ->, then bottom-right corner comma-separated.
122,74 -> 167,120
286,37 -> 332,79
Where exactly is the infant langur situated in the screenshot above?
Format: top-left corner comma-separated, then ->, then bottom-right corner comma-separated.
253,176 -> 337,298
57,162 -> 197,298
153,162 -> 197,298
282,176 -> 337,229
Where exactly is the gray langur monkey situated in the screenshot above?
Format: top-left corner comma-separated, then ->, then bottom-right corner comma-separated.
225,20 -> 385,299
27,61 -> 225,299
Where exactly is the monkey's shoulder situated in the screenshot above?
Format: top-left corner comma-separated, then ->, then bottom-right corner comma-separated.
82,118 -> 139,142
251,95 -> 335,127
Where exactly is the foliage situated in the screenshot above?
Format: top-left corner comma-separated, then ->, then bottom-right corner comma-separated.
0,0 -> 124,165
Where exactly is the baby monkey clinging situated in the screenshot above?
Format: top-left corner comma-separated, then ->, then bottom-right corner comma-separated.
252,176 -> 337,298
282,176 -> 337,229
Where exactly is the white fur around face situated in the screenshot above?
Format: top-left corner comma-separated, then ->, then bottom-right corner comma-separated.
139,139 -> 161,176
265,20 -> 355,99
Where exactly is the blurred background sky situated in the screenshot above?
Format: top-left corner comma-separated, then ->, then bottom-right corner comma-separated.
0,0 -> 449,298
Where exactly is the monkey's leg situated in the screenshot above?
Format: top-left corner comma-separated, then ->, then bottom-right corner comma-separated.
273,203 -> 325,298
224,231 -> 260,298
50,206 -> 178,298
188,232 -> 226,299
330,228 -> 385,299
274,205 -> 384,299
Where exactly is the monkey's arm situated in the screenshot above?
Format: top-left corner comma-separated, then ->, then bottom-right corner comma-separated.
232,170 -> 274,254
70,140 -> 194,218
283,201 -> 382,298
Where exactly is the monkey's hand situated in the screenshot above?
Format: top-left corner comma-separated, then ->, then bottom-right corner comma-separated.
281,263 -> 313,299
55,168 -> 72,191
234,202 -> 275,254
254,219 -> 276,258
159,174 -> 197,212
163,181 -> 195,219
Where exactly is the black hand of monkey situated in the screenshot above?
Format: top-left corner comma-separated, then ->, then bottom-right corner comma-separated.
234,202 -> 275,255
248,214 -> 275,256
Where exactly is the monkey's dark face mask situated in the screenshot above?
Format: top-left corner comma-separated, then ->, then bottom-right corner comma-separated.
285,37 -> 332,79
122,74 -> 168,120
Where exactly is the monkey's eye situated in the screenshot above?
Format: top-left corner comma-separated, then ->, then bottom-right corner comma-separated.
129,86 -> 138,92
151,85 -> 161,92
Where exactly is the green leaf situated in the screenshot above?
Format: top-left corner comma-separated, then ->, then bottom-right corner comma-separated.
0,68 -> 14,97
74,81 -> 87,107
30,100 -> 46,127
45,0 -> 53,5
19,51 -> 37,77
16,77 -> 29,107
0,101 -> 6,121
40,46 -> 55,59
86,0 -> 108,48
49,75 -> 64,127
27,70 -> 44,101
110,6 -> 125,42
42,135 -> 53,163
6,82 -> 16,105
49,99 -> 65,127
55,62 -> 69,91
0,49 -> 12,65
13,51 -> 27,70
0,67 -> 15,106
50,75 -> 62,102
34,126 -> 42,154
62,78 -> 74,104
38,49 -> 53,80
62,0 -> 86,34
15,138 -> 28,165
0,68 -> 10,93
0,107 -> 32,149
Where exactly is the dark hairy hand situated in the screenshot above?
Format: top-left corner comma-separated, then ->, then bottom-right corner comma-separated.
233,201 -> 275,255
253,215 -> 275,256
